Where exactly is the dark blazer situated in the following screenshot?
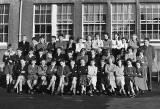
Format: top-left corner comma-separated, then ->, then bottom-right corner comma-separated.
18,41 -> 30,56
69,65 -> 78,77
46,65 -> 57,76
36,54 -> 46,65
139,45 -> 155,66
66,42 -> 76,52
17,64 -> 28,77
57,65 -> 70,77
28,64 -> 39,75
47,42 -> 56,52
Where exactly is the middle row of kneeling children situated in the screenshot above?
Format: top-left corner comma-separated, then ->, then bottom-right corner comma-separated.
8,56 -> 148,97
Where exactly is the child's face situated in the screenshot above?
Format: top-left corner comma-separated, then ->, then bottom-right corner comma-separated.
57,49 -> 61,54
32,60 -> 36,65
40,38 -> 45,43
101,61 -> 105,66
17,50 -> 22,55
91,61 -> 95,66
140,52 -> 143,56
118,60 -> 122,66
79,39 -> 83,43
41,60 -> 46,66
39,51 -> 43,55
109,58 -> 113,64
21,60 -> 26,65
91,50 -> 95,55
87,36 -> 91,41
127,61 -> 132,66
122,39 -> 126,43
96,35 -> 100,40
115,35 -> 119,40
136,63 -> 141,68
68,52 -> 73,57
51,37 -> 56,42
129,49 -> 132,53
60,61 -> 65,66
70,61 -> 75,66
80,60 -> 85,66
51,61 -> 56,66
104,34 -> 108,39
59,36 -> 63,41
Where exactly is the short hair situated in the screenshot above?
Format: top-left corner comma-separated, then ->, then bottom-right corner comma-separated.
69,37 -> 74,40
127,46 -> 134,52
7,44 -> 12,49
58,34 -> 64,38
126,58 -> 133,63
51,36 -> 56,39
144,37 -> 150,41
108,55 -> 115,63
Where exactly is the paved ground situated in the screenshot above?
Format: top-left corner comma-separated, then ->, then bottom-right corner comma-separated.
0,82 -> 160,109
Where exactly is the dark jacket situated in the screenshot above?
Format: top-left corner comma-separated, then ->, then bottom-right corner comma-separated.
57,65 -> 70,77
18,41 -> 30,56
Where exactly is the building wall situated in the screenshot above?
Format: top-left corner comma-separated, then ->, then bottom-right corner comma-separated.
1,0 -> 160,64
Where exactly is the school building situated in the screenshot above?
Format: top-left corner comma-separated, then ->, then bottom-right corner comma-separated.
0,0 -> 160,66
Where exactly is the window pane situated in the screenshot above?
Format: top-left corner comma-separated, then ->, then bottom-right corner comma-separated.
0,25 -> 3,33
0,34 -> 3,42
111,3 -> 136,39
0,5 -> 4,14
82,4 -> 107,39
140,4 -> 160,40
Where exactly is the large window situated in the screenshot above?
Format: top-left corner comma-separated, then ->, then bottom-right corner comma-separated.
0,4 -> 9,43
34,4 -> 52,42
33,4 -> 73,41
111,3 -> 136,39
140,4 -> 160,40
57,4 -> 73,38
82,4 -> 107,40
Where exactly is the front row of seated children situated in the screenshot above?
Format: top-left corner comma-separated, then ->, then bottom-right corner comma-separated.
4,57 -> 148,97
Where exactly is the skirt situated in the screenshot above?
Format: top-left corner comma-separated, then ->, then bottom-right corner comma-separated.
80,75 -> 87,86
116,76 -> 125,87
134,77 -> 148,91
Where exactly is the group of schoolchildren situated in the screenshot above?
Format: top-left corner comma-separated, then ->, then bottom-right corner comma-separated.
2,33 -> 154,98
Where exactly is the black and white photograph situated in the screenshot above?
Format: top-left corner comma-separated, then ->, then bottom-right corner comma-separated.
0,0 -> 160,109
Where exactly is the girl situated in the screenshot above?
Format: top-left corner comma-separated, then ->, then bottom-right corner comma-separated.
56,60 -> 70,96
87,60 -> 98,96
103,33 -> 112,50
98,59 -> 107,94
92,34 -> 103,50
37,59 -> 48,94
46,60 -> 57,95
124,59 -> 136,98
53,47 -> 65,66
3,44 -> 15,92
76,38 -> 85,53
88,48 -> 100,66
78,59 -> 88,95
66,37 -> 76,53
128,34 -> 140,56
112,33 -> 123,59
115,59 -> 126,95
76,48 -> 88,66
27,58 -> 38,94
46,51 -> 53,66
136,50 -> 148,82
105,56 -> 117,94
134,61 -> 148,93
69,60 -> 78,95
125,46 -> 136,62
14,58 -> 28,94
85,35 -> 93,52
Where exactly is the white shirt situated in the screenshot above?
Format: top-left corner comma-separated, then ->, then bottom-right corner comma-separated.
88,66 -> 97,77
76,43 -> 85,52
92,39 -> 103,49
112,40 -> 123,49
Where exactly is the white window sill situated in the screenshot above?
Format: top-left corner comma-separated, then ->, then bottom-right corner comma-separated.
0,43 -> 7,49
